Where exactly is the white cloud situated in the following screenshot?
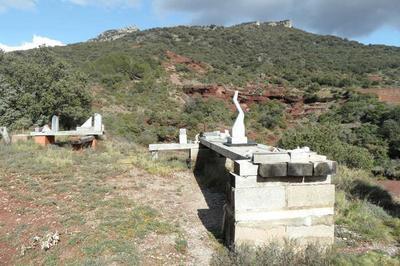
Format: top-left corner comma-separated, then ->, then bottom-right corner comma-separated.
67,0 -> 140,8
0,0 -> 36,12
0,35 -> 64,52
155,0 -> 400,38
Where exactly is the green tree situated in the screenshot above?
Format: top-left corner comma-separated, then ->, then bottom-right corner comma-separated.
0,49 -> 92,130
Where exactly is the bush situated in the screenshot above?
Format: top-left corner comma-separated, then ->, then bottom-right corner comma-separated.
279,123 -> 374,170
183,97 -> 233,131
249,100 -> 285,129
0,49 -> 92,130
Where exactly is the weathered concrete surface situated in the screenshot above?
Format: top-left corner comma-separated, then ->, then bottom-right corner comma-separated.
235,223 -> 286,246
252,153 -> 291,164
233,186 -> 286,211
258,163 -> 288,178
148,143 -> 199,152
287,225 -> 334,245
287,185 -> 335,208
234,220 -> 335,246
235,207 -> 334,222
233,160 -> 259,176
287,163 -> 313,176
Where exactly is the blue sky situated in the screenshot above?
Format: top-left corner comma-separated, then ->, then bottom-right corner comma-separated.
0,0 -> 399,51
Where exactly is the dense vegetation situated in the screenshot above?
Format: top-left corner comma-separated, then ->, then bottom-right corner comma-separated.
280,93 -> 400,178
1,23 -> 400,176
0,50 -> 91,130
55,23 -> 400,88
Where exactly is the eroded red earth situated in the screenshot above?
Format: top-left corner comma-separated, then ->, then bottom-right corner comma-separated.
0,187 -> 61,264
358,88 -> 400,105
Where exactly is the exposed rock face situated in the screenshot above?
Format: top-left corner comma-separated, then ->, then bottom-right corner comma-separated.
266,20 -> 293,28
237,20 -> 293,28
89,26 -> 140,42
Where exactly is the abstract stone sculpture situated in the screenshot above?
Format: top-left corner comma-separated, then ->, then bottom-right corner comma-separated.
228,91 -> 248,144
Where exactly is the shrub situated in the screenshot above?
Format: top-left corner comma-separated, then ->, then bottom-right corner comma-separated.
279,123 -> 374,170
0,49 -> 92,130
184,97 -> 233,131
249,100 -> 285,129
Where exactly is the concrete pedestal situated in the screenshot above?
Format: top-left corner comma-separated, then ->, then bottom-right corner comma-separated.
223,160 -> 335,247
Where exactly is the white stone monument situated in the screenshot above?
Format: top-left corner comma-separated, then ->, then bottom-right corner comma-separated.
228,91 -> 248,145
51,115 -> 59,132
0,127 -> 10,144
94,113 -> 103,132
179,128 -> 187,144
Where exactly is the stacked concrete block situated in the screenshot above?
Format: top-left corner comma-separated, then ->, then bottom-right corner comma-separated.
224,154 -> 336,247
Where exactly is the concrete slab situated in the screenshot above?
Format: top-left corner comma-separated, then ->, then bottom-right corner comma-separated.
235,223 -> 286,246
234,186 -> 286,211
287,184 -> 335,208
258,163 -> 288,178
287,225 -> 334,245
313,162 -> 332,176
148,143 -> 199,152
252,152 -> 291,164
234,160 -> 259,176
287,163 -> 313,176
235,207 -> 334,222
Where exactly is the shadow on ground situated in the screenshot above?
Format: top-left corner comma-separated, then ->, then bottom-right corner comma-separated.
351,180 -> 400,218
192,148 -> 229,242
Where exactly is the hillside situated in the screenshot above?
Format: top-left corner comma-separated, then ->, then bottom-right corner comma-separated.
1,22 -> 400,264
1,22 -> 400,173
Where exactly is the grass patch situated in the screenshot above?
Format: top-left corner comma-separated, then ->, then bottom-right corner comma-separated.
0,141 -> 184,265
175,234 -> 188,254
333,166 -> 400,244
211,241 -> 400,266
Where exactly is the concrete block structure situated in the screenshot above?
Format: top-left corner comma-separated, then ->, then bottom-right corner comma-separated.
30,114 -> 104,147
220,151 -> 335,247
150,133 -> 336,247
199,134 -> 336,247
149,92 -> 336,247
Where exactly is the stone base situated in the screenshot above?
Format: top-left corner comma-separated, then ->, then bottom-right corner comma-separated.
33,135 -> 55,146
227,136 -> 248,145
234,222 -> 334,246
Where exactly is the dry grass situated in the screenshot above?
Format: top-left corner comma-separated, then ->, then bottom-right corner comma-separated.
0,140 -> 187,265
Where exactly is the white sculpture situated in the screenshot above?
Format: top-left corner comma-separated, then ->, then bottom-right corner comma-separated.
228,91 -> 248,144
80,117 -> 93,129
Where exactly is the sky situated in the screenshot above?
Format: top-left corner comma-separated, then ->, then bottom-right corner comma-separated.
0,0 -> 399,52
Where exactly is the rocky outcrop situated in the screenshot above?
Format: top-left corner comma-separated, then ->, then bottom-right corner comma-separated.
237,20 -> 293,29
89,26 -> 140,42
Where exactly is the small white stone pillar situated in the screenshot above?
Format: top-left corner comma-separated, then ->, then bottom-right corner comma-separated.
94,113 -> 102,132
228,91 -> 248,144
51,115 -> 59,132
0,127 -> 11,144
179,128 -> 188,144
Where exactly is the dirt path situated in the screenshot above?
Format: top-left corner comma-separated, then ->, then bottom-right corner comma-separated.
106,168 -> 224,265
